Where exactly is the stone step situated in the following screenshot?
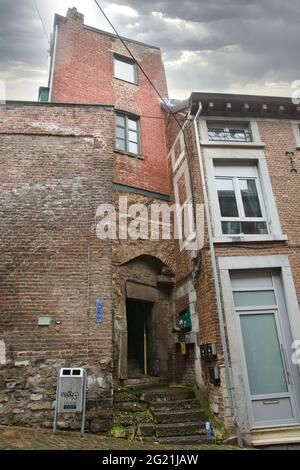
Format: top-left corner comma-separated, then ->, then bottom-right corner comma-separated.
150,398 -> 200,411
156,421 -> 204,438
157,434 -> 214,445
124,377 -> 162,387
153,409 -> 205,424
137,423 -> 156,437
142,388 -> 195,403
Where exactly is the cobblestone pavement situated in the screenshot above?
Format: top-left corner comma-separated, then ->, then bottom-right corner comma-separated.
0,426 -> 239,450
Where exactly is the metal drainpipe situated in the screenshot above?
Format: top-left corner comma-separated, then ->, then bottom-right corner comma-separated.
193,103 -> 243,446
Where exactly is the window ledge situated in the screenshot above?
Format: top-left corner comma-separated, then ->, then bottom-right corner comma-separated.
200,140 -> 266,149
212,234 -> 288,243
113,77 -> 138,86
114,149 -> 144,160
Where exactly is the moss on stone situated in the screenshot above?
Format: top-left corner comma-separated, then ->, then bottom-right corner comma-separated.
193,384 -> 227,442
108,424 -> 126,438
113,409 -> 154,426
113,390 -> 138,403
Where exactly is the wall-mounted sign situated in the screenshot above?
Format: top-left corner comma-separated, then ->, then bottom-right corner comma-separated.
96,299 -> 104,324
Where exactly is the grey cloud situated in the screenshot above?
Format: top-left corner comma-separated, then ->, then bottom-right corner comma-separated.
109,0 -> 300,96
0,0 -> 299,100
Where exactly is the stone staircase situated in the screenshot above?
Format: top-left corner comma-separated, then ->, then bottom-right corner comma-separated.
113,385 -> 214,445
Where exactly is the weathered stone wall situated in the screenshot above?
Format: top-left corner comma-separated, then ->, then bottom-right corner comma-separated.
0,359 -> 112,432
111,189 -> 176,383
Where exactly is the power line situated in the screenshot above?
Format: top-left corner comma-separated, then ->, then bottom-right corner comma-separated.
93,0 -> 198,244
93,0 -> 187,136
33,0 -> 50,44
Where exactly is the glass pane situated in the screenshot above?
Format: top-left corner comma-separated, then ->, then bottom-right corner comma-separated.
114,58 -> 135,83
222,221 -> 268,235
116,138 -> 126,151
233,290 -> 276,307
241,221 -> 268,234
128,130 -> 138,143
239,179 -> 262,217
116,115 -> 125,127
116,127 -> 125,139
222,221 -> 241,234
128,119 -> 138,131
240,314 -> 288,395
128,141 -> 138,154
216,179 -> 239,217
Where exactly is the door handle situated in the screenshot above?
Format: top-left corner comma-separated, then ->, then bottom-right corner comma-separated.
262,400 -> 280,405
280,343 -> 291,385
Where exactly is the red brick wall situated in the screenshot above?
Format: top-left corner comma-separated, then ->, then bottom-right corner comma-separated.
166,111 -> 300,425
50,8 -> 170,195
0,103 -> 115,362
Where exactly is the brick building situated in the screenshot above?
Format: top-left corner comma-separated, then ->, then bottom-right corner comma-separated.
0,102 -> 116,431
1,6 -> 300,446
165,93 -> 300,445
0,7 -> 176,434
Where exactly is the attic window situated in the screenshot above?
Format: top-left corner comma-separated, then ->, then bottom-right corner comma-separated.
114,55 -> 137,84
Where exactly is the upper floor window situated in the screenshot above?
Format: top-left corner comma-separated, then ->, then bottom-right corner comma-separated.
116,113 -> 140,155
114,55 -> 137,84
207,121 -> 252,142
291,121 -> 300,149
215,163 -> 268,235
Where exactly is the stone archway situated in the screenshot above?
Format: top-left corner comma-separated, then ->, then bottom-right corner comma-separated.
113,254 -> 175,383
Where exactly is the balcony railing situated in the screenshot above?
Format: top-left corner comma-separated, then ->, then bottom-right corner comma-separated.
207,128 -> 252,142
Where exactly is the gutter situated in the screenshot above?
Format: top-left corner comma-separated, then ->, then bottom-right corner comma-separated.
193,103 -> 243,447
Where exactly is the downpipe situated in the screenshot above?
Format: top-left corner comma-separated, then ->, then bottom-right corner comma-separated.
193,103 -> 243,447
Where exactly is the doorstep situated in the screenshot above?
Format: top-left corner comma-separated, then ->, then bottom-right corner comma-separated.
251,425 -> 300,446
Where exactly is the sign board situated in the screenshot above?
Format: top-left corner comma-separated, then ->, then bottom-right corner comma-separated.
96,299 -> 103,324
53,368 -> 87,434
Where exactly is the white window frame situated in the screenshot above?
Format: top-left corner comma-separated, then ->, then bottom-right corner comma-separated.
292,121 -> 300,149
173,160 -> 196,250
114,55 -> 137,84
215,165 -> 269,236
204,147 -> 287,242
199,117 -> 265,148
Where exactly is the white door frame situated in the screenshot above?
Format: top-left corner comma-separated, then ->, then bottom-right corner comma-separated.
219,255 -> 300,436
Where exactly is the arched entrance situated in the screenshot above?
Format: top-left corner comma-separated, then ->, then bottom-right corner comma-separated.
113,254 -> 175,383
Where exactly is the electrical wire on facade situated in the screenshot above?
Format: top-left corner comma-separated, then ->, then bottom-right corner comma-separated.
33,0 -> 50,44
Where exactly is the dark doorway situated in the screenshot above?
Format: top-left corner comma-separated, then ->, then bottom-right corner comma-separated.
126,299 -> 153,378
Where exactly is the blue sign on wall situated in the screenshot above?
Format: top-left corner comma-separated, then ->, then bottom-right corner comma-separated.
96,300 -> 104,324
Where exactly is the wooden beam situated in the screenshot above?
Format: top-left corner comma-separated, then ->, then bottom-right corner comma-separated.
294,106 -> 300,117
261,104 -> 268,116
207,102 -> 214,114
225,102 -> 232,114
243,103 -> 250,114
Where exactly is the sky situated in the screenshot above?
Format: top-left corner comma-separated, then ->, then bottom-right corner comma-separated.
0,0 -> 299,101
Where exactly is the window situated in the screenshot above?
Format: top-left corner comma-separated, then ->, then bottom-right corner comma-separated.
114,56 -> 136,84
292,122 -> 300,148
116,113 -> 140,155
207,121 -> 252,142
215,163 -> 268,235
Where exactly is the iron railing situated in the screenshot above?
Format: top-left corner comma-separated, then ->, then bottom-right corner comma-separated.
208,128 -> 252,142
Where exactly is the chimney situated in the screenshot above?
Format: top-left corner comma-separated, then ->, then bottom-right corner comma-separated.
66,7 -> 84,23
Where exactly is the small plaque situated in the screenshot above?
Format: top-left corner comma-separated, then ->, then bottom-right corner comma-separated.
38,316 -> 51,326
